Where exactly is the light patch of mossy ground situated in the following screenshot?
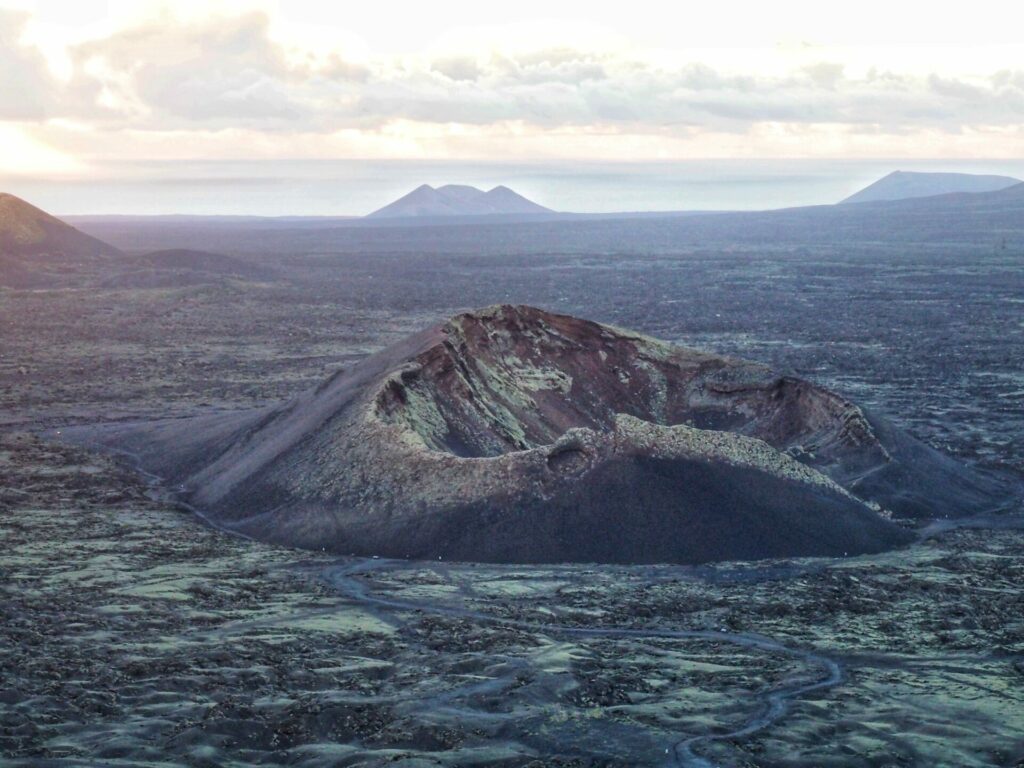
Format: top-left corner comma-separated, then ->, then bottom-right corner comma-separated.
2,431 -> 1022,767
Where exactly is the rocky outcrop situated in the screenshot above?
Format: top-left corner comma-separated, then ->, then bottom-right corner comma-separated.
62,305 -> 1014,564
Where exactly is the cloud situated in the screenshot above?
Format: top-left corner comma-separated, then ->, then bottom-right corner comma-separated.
69,12 -> 305,125
0,9 -> 59,119
802,62 -> 845,89
431,56 -> 481,82
5,7 -> 1024,156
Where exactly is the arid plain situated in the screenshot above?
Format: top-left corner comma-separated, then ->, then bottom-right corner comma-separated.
3,198 -> 1024,767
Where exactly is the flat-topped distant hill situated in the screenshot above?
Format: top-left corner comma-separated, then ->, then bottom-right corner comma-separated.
841,171 -> 1021,204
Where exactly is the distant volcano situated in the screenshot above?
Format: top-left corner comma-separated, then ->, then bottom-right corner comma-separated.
367,184 -> 552,218
840,171 -> 1021,205
62,306 -> 1014,564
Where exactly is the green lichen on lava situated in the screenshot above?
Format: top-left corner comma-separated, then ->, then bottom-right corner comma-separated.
503,356 -> 574,394
614,413 -> 858,501
457,357 -> 533,449
382,370 -> 452,451
631,357 -> 669,423
304,305 -> 905,522
598,321 -> 699,363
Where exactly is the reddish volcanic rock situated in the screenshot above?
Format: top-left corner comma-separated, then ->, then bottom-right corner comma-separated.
60,305 -> 1014,564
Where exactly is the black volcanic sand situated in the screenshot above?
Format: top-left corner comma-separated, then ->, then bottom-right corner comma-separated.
2,431 -> 1023,767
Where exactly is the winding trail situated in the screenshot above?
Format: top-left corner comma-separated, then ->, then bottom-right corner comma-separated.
325,559 -> 843,768
84,437 -> 1024,765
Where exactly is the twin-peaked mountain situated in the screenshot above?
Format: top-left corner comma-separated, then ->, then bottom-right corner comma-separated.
368,184 -> 552,218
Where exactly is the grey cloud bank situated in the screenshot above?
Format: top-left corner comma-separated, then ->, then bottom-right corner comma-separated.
3,10 -> 1024,135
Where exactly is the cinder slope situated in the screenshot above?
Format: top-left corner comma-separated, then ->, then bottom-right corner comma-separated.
62,306 -> 1015,564
0,193 -> 120,258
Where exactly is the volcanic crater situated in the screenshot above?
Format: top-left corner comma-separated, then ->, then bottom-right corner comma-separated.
62,305 -> 1013,564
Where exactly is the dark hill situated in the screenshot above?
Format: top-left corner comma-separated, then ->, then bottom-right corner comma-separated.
0,193 -> 121,288
0,193 -> 120,258
60,306 -> 1014,564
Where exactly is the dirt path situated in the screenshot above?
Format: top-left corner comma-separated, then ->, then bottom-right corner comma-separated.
325,558 -> 844,768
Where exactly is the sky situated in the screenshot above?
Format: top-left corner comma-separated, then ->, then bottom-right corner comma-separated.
2,0 -> 1024,213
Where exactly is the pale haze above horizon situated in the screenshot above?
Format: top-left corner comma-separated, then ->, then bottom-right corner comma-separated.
2,0 -> 1023,214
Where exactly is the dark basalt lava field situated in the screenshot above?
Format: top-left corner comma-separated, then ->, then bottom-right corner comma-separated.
2,205 -> 1024,767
